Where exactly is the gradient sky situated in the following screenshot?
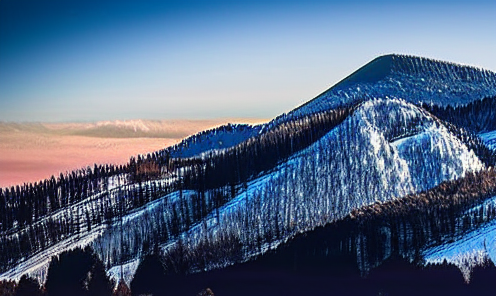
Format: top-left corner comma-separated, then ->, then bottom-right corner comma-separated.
1,0 -> 495,122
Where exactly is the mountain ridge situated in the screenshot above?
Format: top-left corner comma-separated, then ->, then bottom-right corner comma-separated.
1,54 -> 496,291
286,54 -> 496,123
0,118 -> 266,139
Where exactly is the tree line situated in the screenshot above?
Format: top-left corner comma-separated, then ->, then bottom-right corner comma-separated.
0,164 -> 127,232
2,95 -> 496,285
418,96 -> 496,167
169,106 -> 353,191
349,168 -> 496,274
153,167 -> 496,284
0,246 -> 123,296
0,105 -> 354,274
421,95 -> 496,134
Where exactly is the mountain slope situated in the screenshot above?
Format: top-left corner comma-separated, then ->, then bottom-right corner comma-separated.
1,98 -> 485,285
1,54 -> 496,289
286,54 -> 496,121
172,54 -> 496,158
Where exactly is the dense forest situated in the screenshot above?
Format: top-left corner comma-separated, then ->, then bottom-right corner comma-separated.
421,95 -> 496,133
0,105 -> 353,274
125,166 -> 496,295
1,89 -> 496,295
154,167 -> 496,275
2,166 -> 496,296
0,247 -> 120,296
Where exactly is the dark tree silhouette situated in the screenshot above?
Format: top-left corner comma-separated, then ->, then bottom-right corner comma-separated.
130,252 -> 168,296
468,260 -> 496,296
87,257 -> 114,296
14,275 -> 42,296
45,246 -> 112,296
0,279 -> 16,296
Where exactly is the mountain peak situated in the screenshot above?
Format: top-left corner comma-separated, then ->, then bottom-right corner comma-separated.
336,54 -> 495,89
286,54 -> 496,121
335,54 -> 396,87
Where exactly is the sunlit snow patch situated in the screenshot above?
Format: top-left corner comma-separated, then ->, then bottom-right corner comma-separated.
423,207 -> 496,282
107,258 -> 140,288
0,226 -> 105,284
480,130 -> 496,151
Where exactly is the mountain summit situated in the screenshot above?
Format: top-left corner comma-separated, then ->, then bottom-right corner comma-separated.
288,54 -> 496,121
338,54 -> 495,87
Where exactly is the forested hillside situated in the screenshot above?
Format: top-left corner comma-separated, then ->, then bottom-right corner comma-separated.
1,55 -> 496,295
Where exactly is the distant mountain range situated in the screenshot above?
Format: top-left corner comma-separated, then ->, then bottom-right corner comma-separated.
0,118 -> 265,139
1,54 -> 496,295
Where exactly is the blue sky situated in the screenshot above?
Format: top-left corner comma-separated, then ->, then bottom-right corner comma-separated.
1,0 -> 495,122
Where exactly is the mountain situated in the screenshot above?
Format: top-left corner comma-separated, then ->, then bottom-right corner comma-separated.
290,54 -> 496,118
0,119 -> 258,139
165,54 -> 496,158
1,54 -> 496,294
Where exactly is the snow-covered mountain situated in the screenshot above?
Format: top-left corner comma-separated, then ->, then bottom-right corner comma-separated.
163,54 -> 496,158
1,54 -> 496,288
289,54 -> 496,118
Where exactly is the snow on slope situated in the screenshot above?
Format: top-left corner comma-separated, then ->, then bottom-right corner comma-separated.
162,55 -> 496,159
423,196 -> 496,282
95,98 -> 484,284
0,226 -> 107,284
160,98 -> 484,273
4,97 -> 486,286
0,98 -> 487,286
0,177 -> 172,283
286,54 -> 496,121
480,131 -> 496,151
168,124 -> 261,158
157,54 -> 496,159
2,54 -> 494,285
